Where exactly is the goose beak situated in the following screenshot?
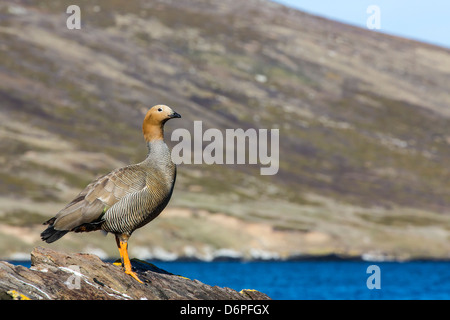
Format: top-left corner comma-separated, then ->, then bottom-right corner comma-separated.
170,111 -> 181,118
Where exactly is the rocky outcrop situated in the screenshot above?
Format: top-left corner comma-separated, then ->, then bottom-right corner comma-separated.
0,247 -> 270,300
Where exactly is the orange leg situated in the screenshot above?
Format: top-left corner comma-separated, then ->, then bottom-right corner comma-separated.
115,234 -> 143,284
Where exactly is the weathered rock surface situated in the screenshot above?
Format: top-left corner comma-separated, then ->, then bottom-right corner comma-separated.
0,247 -> 270,300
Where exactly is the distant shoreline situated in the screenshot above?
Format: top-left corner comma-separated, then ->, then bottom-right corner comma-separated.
6,253 -> 450,266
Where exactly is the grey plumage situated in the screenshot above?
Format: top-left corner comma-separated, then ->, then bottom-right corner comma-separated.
41,106 -> 179,243
102,141 -> 176,235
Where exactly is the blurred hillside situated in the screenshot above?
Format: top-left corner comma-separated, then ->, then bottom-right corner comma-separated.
0,0 -> 449,260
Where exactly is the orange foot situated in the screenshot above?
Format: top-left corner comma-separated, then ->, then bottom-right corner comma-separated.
115,235 -> 144,284
125,269 -> 144,284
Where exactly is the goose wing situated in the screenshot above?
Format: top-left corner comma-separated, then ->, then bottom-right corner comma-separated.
46,165 -> 147,232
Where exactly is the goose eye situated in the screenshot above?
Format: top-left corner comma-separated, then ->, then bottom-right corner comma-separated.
157,108 -> 163,112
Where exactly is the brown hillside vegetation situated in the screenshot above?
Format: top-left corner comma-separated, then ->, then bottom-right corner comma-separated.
0,0 -> 449,260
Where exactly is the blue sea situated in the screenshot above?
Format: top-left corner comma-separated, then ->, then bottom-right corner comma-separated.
10,260 -> 450,299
